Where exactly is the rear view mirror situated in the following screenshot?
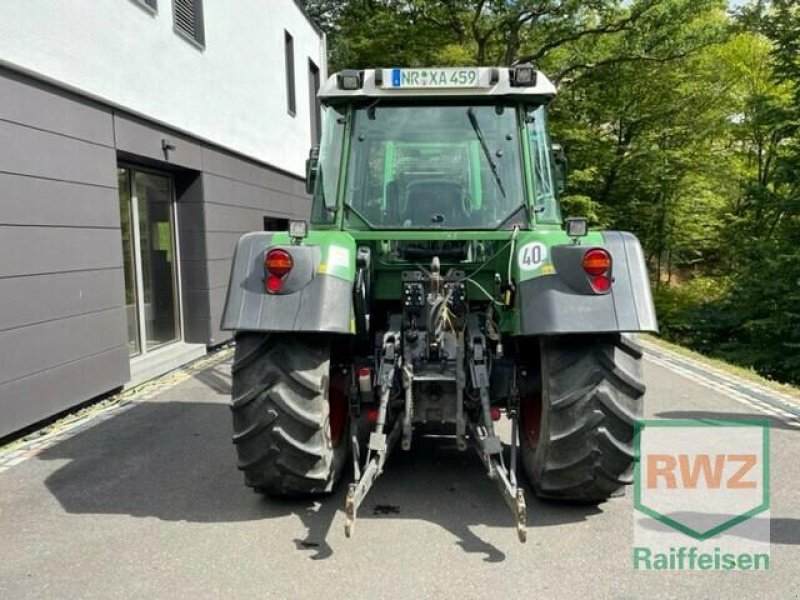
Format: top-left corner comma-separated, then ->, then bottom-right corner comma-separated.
552,143 -> 567,195
305,145 -> 320,195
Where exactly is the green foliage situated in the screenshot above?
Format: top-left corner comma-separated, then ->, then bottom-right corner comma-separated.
300,0 -> 800,384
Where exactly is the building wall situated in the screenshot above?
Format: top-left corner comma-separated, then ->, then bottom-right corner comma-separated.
0,0 -> 325,177
0,69 -> 130,437
0,65 -> 311,438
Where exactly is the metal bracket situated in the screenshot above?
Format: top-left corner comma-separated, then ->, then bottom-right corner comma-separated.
470,423 -> 527,543
161,138 -> 176,160
345,329 -> 401,538
401,363 -> 414,451
455,331 -> 467,451
465,316 -> 527,542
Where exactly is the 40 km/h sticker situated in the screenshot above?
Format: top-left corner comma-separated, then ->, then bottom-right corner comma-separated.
518,242 -> 548,270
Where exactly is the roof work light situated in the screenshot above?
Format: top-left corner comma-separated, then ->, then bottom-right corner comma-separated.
511,63 -> 537,87
337,70 -> 362,90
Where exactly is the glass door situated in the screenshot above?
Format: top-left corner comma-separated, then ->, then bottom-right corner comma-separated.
118,166 -> 181,357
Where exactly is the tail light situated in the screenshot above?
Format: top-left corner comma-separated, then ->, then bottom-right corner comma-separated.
582,248 -> 612,293
264,248 -> 293,293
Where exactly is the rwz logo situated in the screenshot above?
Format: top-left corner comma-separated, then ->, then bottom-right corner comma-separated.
634,420 -> 769,540
646,453 -> 757,490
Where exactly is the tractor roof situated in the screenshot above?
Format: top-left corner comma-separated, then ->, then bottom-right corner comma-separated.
319,66 -> 557,104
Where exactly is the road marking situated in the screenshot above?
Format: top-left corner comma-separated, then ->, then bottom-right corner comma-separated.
641,341 -> 800,427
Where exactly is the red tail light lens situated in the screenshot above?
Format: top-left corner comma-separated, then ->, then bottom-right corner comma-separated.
591,275 -> 611,292
266,275 -> 283,293
582,248 -> 611,276
265,249 -> 293,277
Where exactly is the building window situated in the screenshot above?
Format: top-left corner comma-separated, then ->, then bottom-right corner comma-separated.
173,0 -> 205,48
308,60 -> 322,144
285,31 -> 296,116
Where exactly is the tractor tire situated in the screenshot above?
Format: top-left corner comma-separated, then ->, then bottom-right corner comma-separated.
520,333 -> 645,502
230,333 -> 349,496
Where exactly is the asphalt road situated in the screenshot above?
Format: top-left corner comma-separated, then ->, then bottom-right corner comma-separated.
1,346 -> 798,599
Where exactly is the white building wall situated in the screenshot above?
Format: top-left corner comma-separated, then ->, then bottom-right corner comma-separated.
0,0 -> 325,176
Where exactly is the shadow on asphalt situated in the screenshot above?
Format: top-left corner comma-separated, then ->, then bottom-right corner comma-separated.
37,390 -> 607,562
193,364 -> 233,396
637,513 -> 800,546
655,410 -> 798,432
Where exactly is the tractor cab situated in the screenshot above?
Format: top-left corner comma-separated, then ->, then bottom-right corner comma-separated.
308,66 -> 562,232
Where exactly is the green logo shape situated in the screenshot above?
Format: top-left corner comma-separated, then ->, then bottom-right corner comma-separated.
634,419 -> 770,541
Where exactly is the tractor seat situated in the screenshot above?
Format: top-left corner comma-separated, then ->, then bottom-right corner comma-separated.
405,180 -> 464,225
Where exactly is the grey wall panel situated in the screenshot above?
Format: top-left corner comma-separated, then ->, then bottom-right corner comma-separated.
203,202 -> 286,233
176,202 -> 206,265
175,199 -> 205,232
202,148 -> 307,197
0,226 -> 122,277
182,290 -> 213,320
205,231 -> 251,261
180,259 -> 210,293
0,71 -> 128,437
176,230 -> 208,266
181,258 -> 231,292
206,286 -> 231,346
205,258 -> 233,291
202,174 -> 309,216
180,257 -> 211,345
0,269 -> 124,332
184,288 -> 228,346
0,68 -> 114,147
0,173 -> 119,227
0,120 -> 116,187
183,315 -> 211,345
178,230 -> 244,262
0,307 -> 127,385
0,345 -> 129,438
114,113 -> 202,171
174,174 -> 209,346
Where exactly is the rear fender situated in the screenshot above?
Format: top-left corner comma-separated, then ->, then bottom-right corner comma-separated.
220,231 -> 356,334
518,231 -> 658,335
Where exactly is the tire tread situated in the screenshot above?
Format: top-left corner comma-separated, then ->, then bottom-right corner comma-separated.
230,333 -> 347,496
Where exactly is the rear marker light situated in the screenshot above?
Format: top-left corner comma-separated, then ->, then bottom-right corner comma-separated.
581,248 -> 612,293
265,249 -> 293,277
264,248 -> 293,293
490,407 -> 502,422
582,248 -> 612,276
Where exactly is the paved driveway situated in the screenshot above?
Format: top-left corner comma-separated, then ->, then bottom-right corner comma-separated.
0,350 -> 798,599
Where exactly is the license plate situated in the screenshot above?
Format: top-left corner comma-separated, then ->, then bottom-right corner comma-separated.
383,68 -> 488,89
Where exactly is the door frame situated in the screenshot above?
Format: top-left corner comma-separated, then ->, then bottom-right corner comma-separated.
119,163 -> 185,357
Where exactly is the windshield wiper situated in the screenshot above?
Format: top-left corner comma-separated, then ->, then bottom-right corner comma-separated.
467,108 -> 506,198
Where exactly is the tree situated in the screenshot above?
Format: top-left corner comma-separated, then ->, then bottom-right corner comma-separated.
301,0 -> 725,73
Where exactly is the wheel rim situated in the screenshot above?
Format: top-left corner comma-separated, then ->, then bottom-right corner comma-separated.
521,392 -> 542,447
328,368 -> 348,447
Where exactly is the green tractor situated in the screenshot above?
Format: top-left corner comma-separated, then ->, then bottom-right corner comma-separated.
221,66 -> 657,542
